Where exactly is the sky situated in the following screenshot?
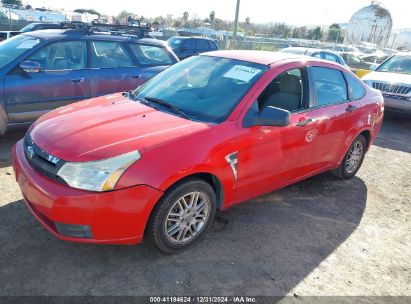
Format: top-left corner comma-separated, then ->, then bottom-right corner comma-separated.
25,0 -> 410,29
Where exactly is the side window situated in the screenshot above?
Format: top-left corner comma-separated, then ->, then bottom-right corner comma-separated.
345,73 -> 366,100
311,67 -> 348,106
196,39 -> 207,51
91,41 -> 134,68
324,53 -> 338,63
28,41 -> 86,70
312,53 -> 322,59
257,68 -> 305,112
130,44 -> 173,66
183,39 -> 196,50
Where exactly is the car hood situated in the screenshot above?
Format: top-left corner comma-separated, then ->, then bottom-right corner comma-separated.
362,71 -> 411,84
30,93 -> 209,162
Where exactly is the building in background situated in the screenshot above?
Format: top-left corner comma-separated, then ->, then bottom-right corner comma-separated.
344,1 -> 392,48
389,29 -> 411,50
0,4 -> 98,30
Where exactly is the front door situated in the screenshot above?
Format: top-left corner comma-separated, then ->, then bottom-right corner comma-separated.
5,40 -> 89,123
234,66 -> 318,201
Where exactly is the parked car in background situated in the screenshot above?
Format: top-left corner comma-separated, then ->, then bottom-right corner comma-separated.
0,22 -> 63,41
360,53 -> 390,65
167,36 -> 219,59
339,52 -> 371,77
0,27 -> 179,135
13,51 -> 384,253
332,44 -> 361,55
280,47 -> 348,67
362,53 -> 411,114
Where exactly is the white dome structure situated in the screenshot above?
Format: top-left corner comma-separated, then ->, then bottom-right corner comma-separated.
344,1 -> 392,48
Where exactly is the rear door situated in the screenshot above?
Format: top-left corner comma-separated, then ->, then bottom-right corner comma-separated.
179,39 -> 197,59
4,40 -> 89,123
196,39 -> 209,53
89,40 -> 143,96
305,65 -> 362,168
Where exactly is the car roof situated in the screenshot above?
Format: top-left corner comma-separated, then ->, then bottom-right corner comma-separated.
202,50 -> 351,71
394,52 -> 411,57
21,29 -> 167,46
306,49 -> 338,55
202,50 -> 315,65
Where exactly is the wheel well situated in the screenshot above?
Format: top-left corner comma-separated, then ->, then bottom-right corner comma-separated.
165,173 -> 224,210
359,130 -> 371,150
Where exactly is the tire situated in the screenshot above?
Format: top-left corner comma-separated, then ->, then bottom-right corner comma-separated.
332,134 -> 367,180
147,178 -> 217,254
0,110 -> 8,136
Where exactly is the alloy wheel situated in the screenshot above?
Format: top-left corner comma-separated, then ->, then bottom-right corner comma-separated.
345,141 -> 364,174
164,191 -> 210,244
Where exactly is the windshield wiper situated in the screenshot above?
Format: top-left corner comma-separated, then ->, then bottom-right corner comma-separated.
144,96 -> 191,120
123,90 -> 138,100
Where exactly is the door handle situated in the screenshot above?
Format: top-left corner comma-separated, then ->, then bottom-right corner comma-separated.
296,118 -> 313,127
71,77 -> 85,83
346,104 -> 357,112
131,75 -> 141,79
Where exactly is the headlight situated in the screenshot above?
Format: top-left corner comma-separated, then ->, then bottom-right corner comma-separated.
363,80 -> 373,87
57,151 -> 141,192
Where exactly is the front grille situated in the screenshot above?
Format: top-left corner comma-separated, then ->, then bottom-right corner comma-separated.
372,82 -> 411,95
24,133 -> 67,184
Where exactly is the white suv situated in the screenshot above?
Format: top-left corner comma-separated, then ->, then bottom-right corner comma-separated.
362,54 -> 411,113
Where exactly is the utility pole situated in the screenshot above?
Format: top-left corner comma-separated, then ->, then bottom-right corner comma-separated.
233,0 -> 240,39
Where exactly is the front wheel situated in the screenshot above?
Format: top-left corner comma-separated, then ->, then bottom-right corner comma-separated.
147,179 -> 216,254
332,134 -> 367,179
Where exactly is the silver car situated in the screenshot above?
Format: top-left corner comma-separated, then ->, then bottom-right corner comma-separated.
362,54 -> 411,113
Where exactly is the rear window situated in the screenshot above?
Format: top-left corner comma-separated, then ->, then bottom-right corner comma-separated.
311,67 -> 348,106
130,44 -> 173,66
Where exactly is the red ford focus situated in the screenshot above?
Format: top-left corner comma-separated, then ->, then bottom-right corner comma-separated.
12,51 -> 384,253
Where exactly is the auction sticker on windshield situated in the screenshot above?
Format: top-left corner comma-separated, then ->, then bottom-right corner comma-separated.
224,65 -> 262,82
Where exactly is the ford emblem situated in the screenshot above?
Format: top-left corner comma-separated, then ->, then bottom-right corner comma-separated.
26,146 -> 35,159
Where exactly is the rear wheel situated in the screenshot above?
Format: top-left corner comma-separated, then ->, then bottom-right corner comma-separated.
147,179 -> 216,254
332,135 -> 367,179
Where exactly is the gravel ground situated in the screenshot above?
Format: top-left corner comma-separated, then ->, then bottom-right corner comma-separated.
0,112 -> 410,297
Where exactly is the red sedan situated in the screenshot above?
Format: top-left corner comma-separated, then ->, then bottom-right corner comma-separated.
12,51 -> 384,253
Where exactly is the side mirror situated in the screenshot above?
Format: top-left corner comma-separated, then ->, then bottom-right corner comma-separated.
20,61 -> 41,73
244,106 -> 291,128
370,63 -> 378,71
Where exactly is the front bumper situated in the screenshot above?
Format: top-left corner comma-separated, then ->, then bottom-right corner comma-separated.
383,95 -> 411,113
12,140 -> 163,245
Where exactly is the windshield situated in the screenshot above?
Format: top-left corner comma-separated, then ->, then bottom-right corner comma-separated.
133,55 -> 267,123
167,37 -> 184,49
0,35 -> 41,68
376,55 -> 411,75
